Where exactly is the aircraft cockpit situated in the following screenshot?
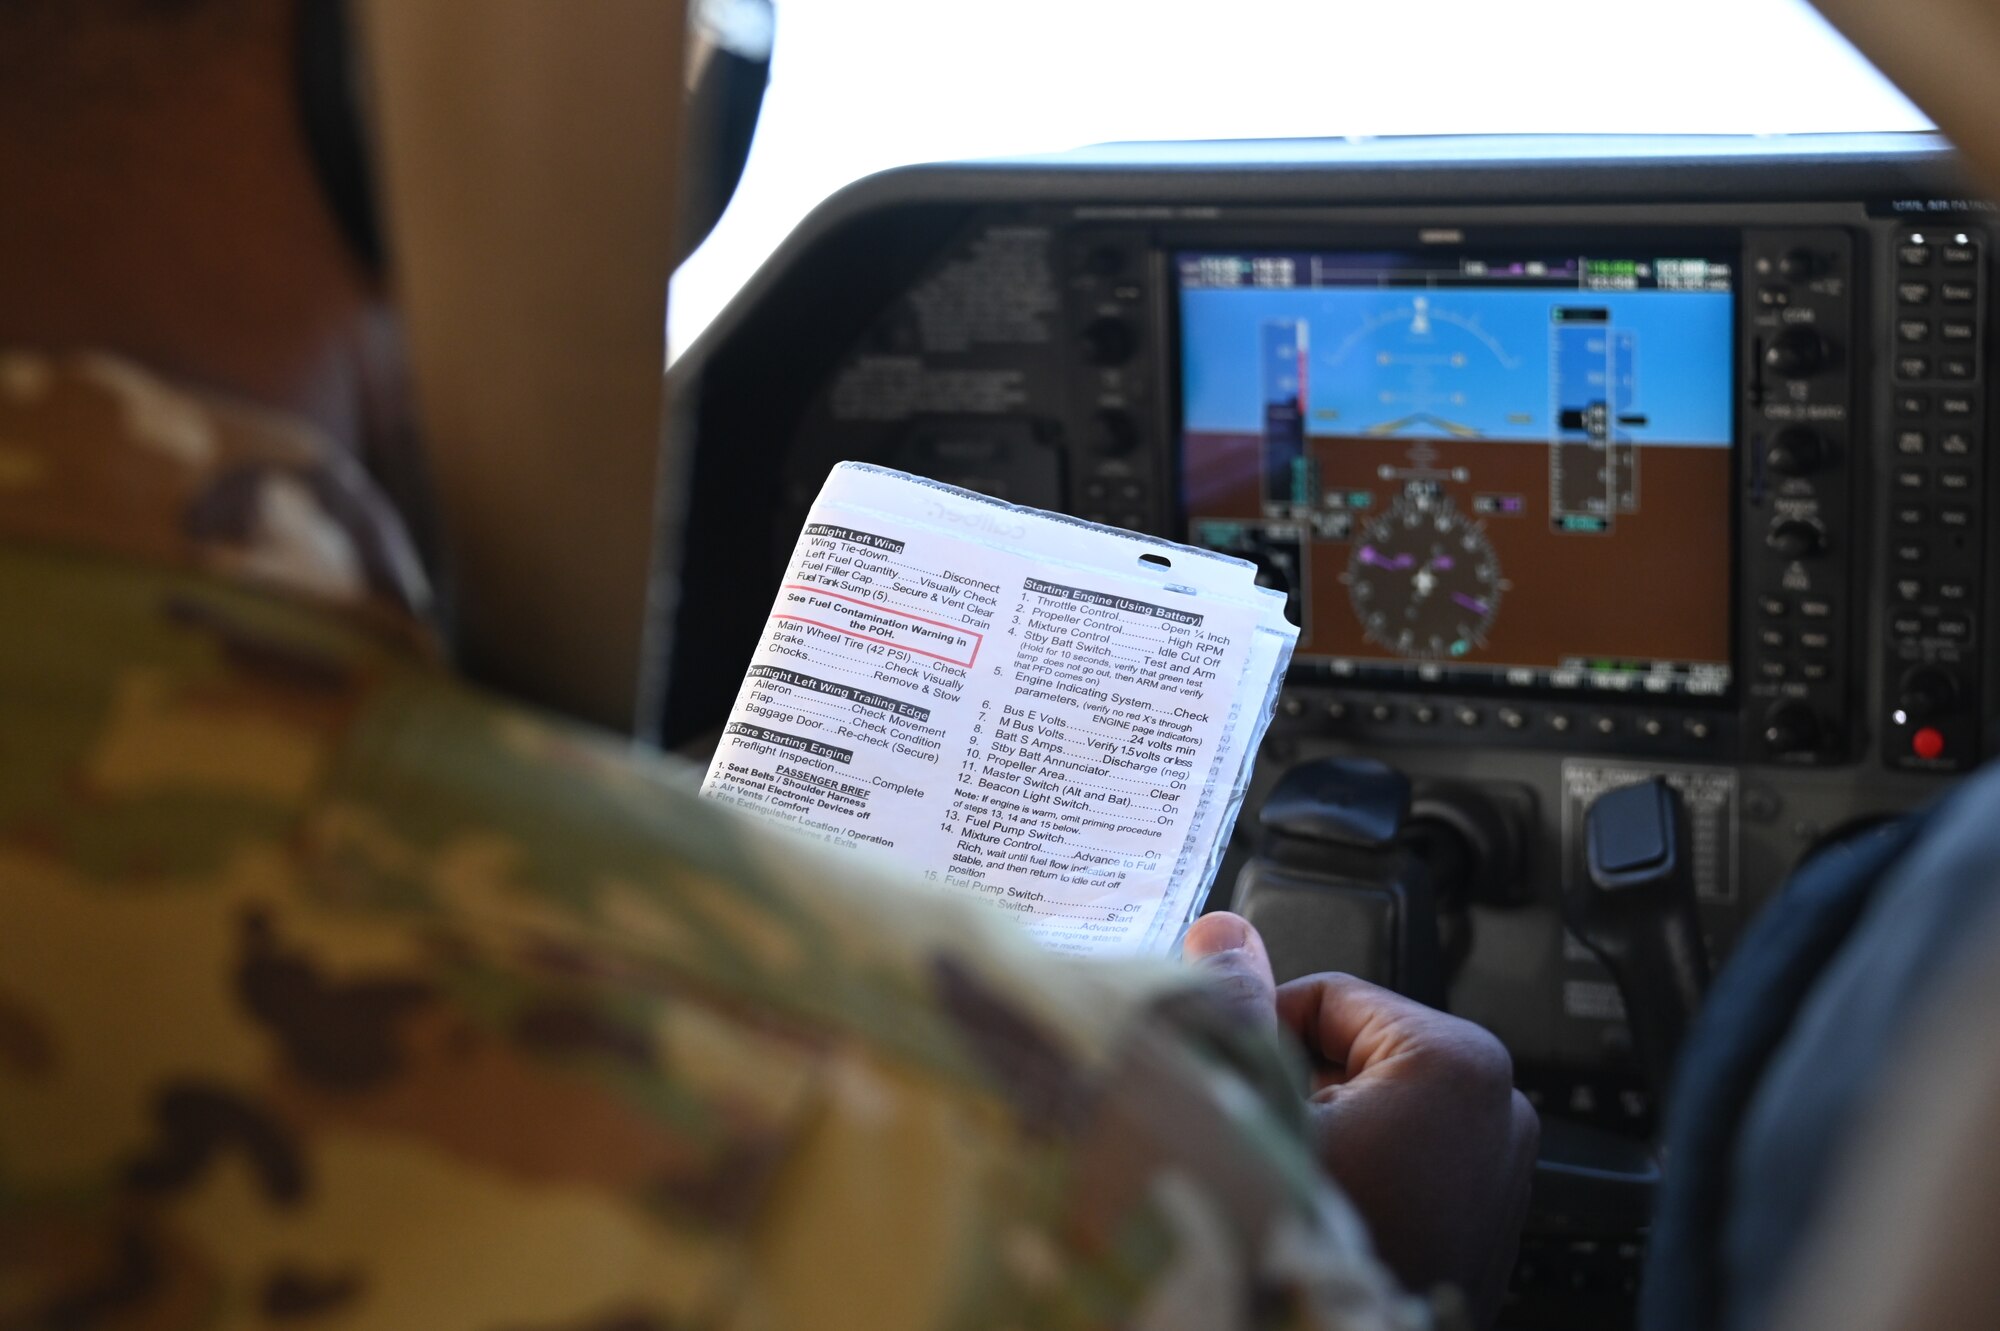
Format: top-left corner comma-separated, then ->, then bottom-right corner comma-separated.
661,9 -> 2000,1320
7,1 -> 1998,1328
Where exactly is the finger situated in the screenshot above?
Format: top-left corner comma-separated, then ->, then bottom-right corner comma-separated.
1274,972 -> 1425,1070
1181,911 -> 1277,1033
1275,972 -> 1500,1082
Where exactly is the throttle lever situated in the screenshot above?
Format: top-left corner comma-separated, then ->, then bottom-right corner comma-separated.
1235,758 -> 1444,1004
1565,778 -> 1710,1098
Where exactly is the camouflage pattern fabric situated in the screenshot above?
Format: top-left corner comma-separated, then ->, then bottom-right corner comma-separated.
0,352 -> 1436,1331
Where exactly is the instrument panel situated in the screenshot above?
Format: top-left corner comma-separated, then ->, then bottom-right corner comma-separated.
664,134 -> 1995,1140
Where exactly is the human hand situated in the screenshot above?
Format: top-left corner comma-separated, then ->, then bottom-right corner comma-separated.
1183,911 -> 1539,1326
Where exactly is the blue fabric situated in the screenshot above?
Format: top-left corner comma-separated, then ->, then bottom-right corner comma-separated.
1638,811 -> 1932,1331
1720,767 -> 2000,1331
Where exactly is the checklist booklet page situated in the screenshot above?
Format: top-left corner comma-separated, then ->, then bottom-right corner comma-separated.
701,463 -> 1297,956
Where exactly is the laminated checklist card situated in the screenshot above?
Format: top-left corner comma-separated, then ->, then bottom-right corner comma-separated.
702,463 -> 1297,956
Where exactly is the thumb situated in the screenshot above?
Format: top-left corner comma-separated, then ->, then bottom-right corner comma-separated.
1182,911 -> 1277,1033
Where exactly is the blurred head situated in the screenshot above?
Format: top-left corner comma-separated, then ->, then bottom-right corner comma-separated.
2,0 -> 700,730
0,0 -> 399,455
0,0 -> 706,707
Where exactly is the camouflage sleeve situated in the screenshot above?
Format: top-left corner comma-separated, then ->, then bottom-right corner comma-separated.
0,535 -> 1435,1331
332,682 -> 1440,1331
710,939 -> 1438,1331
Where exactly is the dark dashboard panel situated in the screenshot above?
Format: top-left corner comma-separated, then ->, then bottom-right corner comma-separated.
664,133 -> 1995,1105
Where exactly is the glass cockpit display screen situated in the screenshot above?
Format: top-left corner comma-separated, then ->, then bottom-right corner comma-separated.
1178,249 -> 1736,698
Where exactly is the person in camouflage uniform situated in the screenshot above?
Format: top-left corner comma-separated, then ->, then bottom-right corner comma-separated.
0,6 -> 1534,1330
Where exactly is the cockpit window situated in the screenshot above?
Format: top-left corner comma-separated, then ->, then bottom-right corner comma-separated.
668,0 -> 1931,360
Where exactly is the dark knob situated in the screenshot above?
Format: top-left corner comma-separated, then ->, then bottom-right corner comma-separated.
1767,518 -> 1825,558
1766,427 -> 1827,477
1898,667 -> 1960,723
1777,249 -> 1825,281
1094,408 -> 1139,456
1765,327 -> 1829,377
1081,317 -> 1138,367
1763,701 -> 1824,756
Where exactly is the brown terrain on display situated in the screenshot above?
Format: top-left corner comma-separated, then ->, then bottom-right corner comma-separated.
1185,431 -> 1733,670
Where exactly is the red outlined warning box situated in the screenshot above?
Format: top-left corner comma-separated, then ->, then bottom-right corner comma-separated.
771,582 -> 983,667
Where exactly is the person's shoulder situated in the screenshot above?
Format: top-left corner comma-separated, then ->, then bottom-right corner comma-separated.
0,563 -> 1420,1329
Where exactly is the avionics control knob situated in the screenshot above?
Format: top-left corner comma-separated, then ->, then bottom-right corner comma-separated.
1766,427 -> 1827,477
1898,666 -> 1961,724
1767,518 -> 1826,558
1765,327 -> 1830,377
1081,317 -> 1138,367
1763,701 -> 1824,757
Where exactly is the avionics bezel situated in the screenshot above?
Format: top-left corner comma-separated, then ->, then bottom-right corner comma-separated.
1165,226 -> 1743,707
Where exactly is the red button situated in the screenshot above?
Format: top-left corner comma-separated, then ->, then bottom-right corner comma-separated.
1913,726 -> 1947,761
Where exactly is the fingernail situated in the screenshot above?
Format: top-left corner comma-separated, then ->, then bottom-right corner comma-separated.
1187,911 -> 1252,956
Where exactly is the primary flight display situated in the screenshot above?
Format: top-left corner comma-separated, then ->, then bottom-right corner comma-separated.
1178,248 -> 1736,698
